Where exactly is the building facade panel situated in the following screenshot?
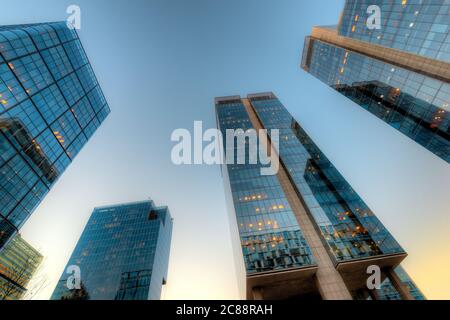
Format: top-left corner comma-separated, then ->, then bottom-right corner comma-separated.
216,99 -> 316,277
249,94 -> 405,264
376,266 -> 426,300
0,22 -> 110,249
339,0 -> 450,62
302,0 -> 450,163
304,38 -> 449,161
0,234 -> 43,300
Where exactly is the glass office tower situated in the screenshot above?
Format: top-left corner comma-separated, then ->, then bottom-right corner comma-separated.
0,234 -> 43,300
216,92 -> 423,300
51,200 -> 173,300
301,1 -> 449,162
0,22 -> 110,250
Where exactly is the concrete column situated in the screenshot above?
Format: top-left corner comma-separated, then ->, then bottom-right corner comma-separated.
367,288 -> 381,300
386,269 -> 415,300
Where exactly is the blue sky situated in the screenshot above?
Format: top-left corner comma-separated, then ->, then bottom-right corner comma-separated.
1,0 -> 449,299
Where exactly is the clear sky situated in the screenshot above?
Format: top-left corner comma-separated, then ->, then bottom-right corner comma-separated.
1,0 -> 449,300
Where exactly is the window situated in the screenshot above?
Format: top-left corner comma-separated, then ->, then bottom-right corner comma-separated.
149,210 -> 158,221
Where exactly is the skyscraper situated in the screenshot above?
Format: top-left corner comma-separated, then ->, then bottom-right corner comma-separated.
51,200 -> 173,300
216,92 -> 424,300
0,22 -> 110,250
0,234 -> 43,300
301,0 -> 449,162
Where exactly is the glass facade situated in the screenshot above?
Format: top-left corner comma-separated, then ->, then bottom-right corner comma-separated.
0,234 -> 43,300
50,201 -> 172,300
216,93 -> 418,300
0,22 -> 110,249
339,0 -> 450,62
303,0 -> 450,162
248,94 -> 404,264
376,266 -> 426,300
304,38 -> 449,162
216,98 -> 316,275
